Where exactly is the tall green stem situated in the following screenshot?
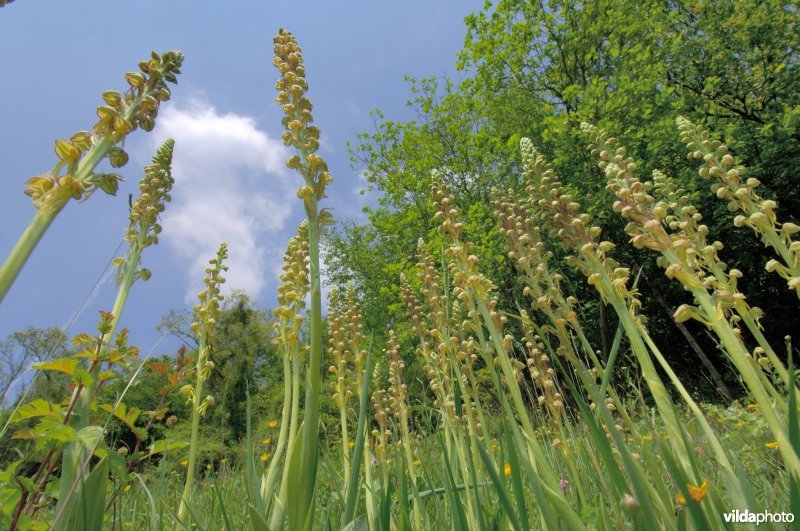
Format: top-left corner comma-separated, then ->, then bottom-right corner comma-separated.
296,203 -> 323,524
176,336 -> 208,524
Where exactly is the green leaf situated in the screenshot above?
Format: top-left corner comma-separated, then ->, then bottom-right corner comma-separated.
32,357 -> 80,376
132,473 -> 160,531
341,515 -> 369,531
213,476 -> 235,531
100,402 -> 142,433
75,426 -> 104,453
438,437 -> 469,531
243,386 -> 267,526
787,353 -> 800,522
342,342 -> 373,526
503,427 -> 528,529
379,472 -> 394,531
11,399 -> 63,422
285,425 -> 306,531
54,456 -> 108,531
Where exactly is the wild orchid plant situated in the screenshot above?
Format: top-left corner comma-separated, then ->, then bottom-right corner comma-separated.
271,28 -> 332,530
177,243 -> 228,524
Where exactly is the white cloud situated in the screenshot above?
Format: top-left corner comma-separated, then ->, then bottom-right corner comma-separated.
146,96 -> 295,301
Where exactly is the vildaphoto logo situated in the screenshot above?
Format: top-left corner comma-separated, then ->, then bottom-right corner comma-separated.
723,509 -> 794,525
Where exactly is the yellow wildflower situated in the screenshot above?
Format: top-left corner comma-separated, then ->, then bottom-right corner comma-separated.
765,441 -> 779,449
348,441 -> 355,448
123,484 -> 131,493
260,452 -> 271,462
736,421 -> 746,428
678,480 -> 709,504
747,404 -> 758,410
687,480 -> 708,503
504,463 -> 512,477
180,459 -> 189,467
268,420 -> 278,428
262,437 -> 271,445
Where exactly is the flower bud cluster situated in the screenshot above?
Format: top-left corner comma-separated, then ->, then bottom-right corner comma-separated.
523,329 -> 564,418
273,29 -> 332,219
344,284 -> 368,385
583,125 -> 754,329
677,117 -> 799,296
432,174 -> 495,305
400,272 -> 426,339
25,51 -> 183,210
650,171 -> 756,324
385,330 -> 409,421
272,222 -> 309,359
113,139 -> 175,284
582,123 -> 671,253
584,127 -> 789,392
406,239 -> 486,432
371,387 -> 392,462
327,288 -> 354,407
521,139 -> 598,248
453,318 -> 481,377
408,245 -> 457,420
188,243 -> 228,411
521,138 -> 641,316
444,292 -> 488,410
494,190 -> 581,350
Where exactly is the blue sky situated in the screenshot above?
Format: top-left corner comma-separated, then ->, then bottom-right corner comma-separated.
0,1 -> 484,357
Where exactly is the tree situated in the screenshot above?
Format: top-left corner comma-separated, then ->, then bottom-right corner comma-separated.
0,327 -> 72,407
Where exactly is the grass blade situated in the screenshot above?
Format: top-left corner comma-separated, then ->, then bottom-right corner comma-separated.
474,436 -> 522,531
503,426 -> 529,529
213,476 -> 234,531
